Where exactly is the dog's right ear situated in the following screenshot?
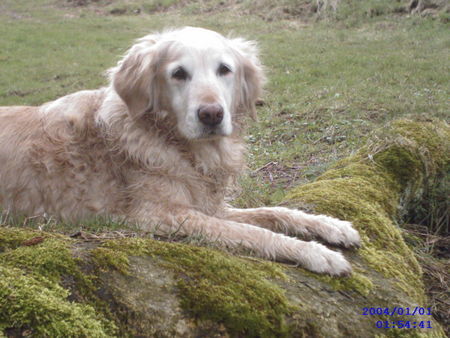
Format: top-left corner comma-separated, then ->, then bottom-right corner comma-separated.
110,36 -> 161,119
229,37 -> 265,120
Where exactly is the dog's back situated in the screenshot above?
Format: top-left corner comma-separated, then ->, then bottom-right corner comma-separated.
0,90 -> 127,220
0,105 -> 45,216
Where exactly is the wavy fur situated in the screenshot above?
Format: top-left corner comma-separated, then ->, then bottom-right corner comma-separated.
0,27 -> 360,275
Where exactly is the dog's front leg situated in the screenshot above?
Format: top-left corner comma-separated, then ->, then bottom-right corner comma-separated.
223,206 -> 361,248
133,205 -> 353,276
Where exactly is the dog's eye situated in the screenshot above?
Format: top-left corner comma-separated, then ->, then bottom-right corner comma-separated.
218,63 -> 232,76
172,67 -> 188,81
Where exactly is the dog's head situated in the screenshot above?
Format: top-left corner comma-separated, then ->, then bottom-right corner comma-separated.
110,27 -> 264,140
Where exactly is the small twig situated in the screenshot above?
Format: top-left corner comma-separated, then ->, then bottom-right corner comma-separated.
253,161 -> 277,174
168,217 -> 188,240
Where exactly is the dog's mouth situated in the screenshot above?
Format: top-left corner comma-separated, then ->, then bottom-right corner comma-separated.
200,127 -> 226,138
195,125 -> 230,140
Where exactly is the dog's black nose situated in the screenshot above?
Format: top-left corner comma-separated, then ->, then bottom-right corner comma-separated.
197,104 -> 224,127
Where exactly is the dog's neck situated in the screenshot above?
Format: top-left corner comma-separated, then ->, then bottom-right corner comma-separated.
97,90 -> 246,179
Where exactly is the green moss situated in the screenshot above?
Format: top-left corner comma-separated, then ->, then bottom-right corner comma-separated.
302,268 -> 374,296
0,227 -> 49,252
374,145 -> 423,188
285,118 -> 449,303
0,228 -> 116,337
2,238 -> 77,282
92,238 -> 294,337
390,119 -> 449,170
92,247 -> 134,275
0,266 -> 108,337
4,226 -> 291,337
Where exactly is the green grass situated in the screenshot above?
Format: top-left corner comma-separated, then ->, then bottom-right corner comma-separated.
0,0 -> 449,213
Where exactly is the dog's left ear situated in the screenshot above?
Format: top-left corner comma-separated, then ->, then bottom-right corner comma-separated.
110,36 -> 163,119
230,38 -> 265,119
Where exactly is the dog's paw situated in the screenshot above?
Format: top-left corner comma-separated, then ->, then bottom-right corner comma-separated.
297,241 -> 352,276
311,215 -> 361,248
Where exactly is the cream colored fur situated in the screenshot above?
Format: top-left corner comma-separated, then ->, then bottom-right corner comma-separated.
0,27 -> 360,275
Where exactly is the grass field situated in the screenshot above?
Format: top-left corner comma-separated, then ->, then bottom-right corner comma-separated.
1,0 -> 448,210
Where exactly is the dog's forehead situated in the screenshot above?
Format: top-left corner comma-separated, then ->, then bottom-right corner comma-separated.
166,27 -> 229,51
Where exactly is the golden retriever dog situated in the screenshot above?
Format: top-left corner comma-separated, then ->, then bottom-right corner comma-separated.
0,27 -> 360,275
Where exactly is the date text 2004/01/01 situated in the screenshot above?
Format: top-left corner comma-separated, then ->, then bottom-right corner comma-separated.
362,307 -> 432,316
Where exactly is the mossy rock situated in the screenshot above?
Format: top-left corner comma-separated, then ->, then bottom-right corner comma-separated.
1,117 -> 448,337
